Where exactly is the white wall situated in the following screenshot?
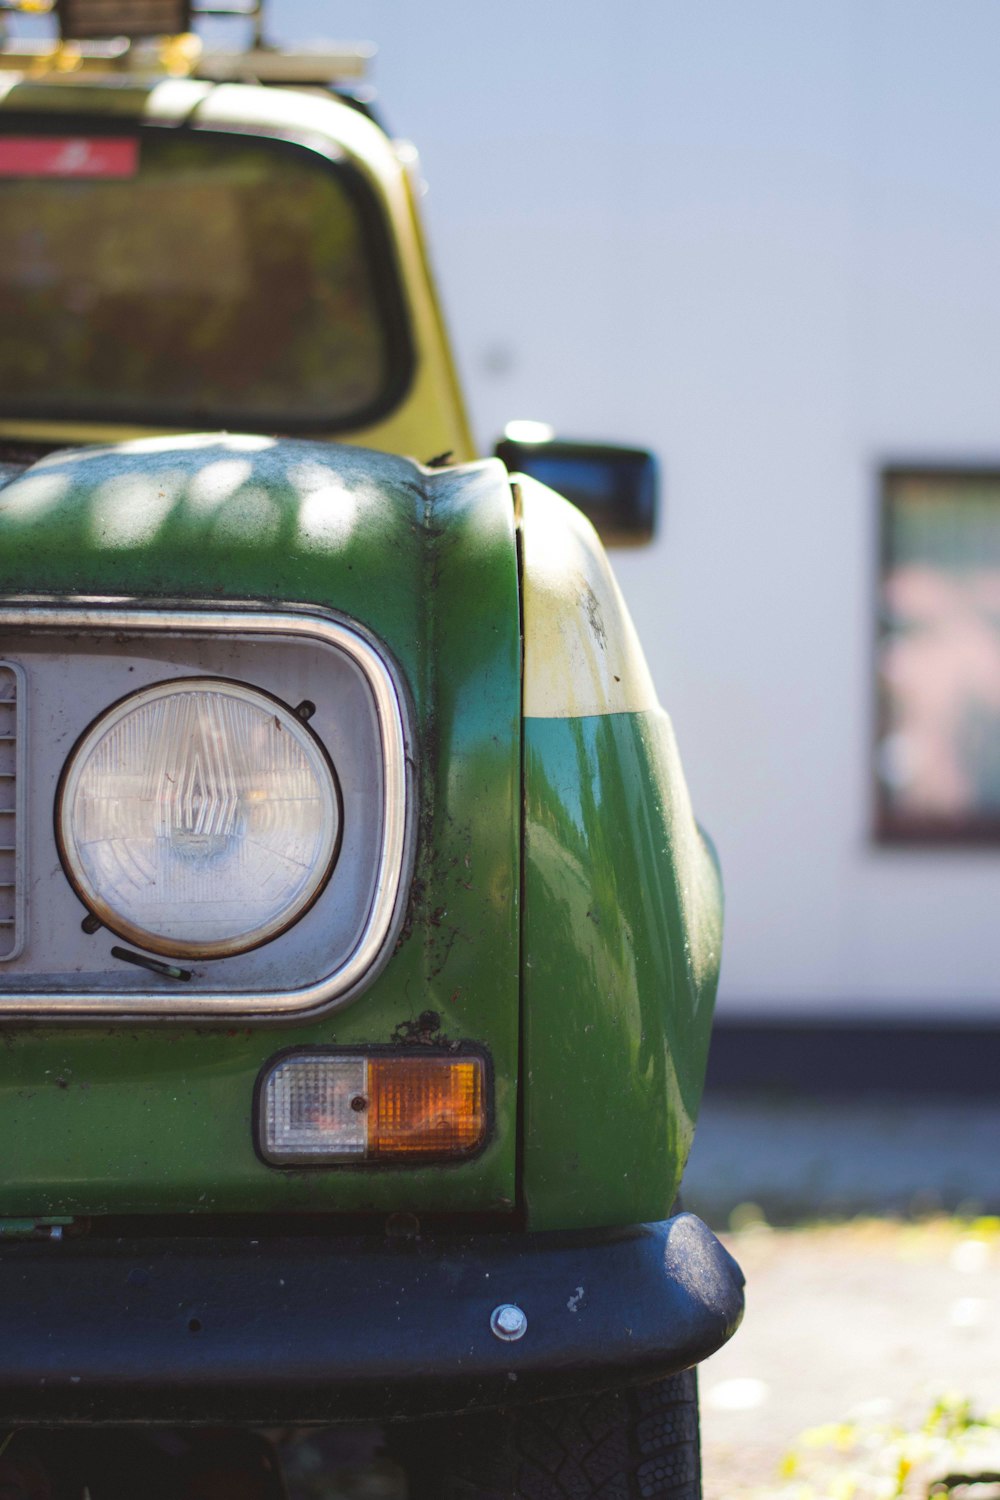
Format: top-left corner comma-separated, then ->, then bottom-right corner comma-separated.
274,0 -> 1000,1018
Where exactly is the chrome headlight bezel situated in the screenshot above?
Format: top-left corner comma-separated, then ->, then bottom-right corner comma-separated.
0,603 -> 413,1019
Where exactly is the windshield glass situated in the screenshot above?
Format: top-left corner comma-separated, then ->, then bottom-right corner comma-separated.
0,125 -> 411,429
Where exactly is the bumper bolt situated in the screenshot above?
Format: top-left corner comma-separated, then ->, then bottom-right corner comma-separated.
490,1303 -> 527,1342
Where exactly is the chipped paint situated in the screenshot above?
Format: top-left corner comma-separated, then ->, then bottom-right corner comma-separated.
518,477 -> 659,719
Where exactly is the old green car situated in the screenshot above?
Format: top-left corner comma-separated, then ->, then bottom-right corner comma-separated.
0,5 -> 742,1495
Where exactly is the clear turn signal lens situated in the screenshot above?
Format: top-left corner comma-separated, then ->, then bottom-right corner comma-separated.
260,1053 -> 487,1164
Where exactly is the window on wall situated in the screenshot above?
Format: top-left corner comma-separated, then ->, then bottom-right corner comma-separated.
877,469 -> 1000,842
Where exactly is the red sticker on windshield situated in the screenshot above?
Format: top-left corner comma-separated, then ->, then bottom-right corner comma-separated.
0,137 -> 139,178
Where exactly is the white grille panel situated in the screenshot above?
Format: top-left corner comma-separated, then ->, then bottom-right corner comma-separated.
0,662 -> 24,961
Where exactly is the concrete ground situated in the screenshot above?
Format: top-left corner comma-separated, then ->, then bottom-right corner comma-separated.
699,1217 -> 1000,1498
686,1094 -> 1000,1497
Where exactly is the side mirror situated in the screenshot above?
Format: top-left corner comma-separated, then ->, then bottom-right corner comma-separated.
494,423 -> 659,546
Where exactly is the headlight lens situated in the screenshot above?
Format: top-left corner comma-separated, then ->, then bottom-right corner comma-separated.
58,678 -> 340,958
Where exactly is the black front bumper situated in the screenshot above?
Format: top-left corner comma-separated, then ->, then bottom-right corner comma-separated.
0,1212 -> 744,1424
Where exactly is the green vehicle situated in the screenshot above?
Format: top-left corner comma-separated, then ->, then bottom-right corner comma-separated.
0,5 -> 742,1495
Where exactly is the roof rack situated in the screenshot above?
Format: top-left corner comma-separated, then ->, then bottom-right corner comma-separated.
0,0 -> 260,42
196,43 -> 373,83
0,0 -> 374,84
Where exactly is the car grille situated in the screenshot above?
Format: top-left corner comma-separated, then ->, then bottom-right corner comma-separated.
0,662 -> 23,960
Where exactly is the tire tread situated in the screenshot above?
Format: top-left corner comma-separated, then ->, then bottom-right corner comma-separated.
398,1369 -> 701,1500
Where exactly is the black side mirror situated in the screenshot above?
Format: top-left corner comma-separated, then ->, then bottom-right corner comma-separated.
494,424 -> 659,546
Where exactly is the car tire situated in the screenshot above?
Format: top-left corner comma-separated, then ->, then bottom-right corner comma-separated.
392,1366 -> 702,1499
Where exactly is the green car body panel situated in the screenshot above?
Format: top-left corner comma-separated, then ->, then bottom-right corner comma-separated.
0,444 -> 722,1230
522,710 -> 722,1231
0,440 -> 521,1216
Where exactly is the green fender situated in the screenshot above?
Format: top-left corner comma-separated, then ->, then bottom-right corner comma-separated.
517,478 -> 723,1231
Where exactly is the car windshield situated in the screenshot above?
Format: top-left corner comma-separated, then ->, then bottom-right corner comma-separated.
0,124 -> 410,430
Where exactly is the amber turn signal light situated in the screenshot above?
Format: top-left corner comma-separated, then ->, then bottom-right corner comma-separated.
260,1051 -> 487,1165
368,1055 -> 484,1157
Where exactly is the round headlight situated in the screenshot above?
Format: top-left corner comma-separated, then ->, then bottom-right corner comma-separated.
58,678 -> 340,959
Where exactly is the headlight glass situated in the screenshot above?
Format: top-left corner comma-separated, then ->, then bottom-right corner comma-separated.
58,678 -> 340,958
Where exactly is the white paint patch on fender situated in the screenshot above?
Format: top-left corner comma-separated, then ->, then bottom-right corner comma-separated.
518,476 -> 659,718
